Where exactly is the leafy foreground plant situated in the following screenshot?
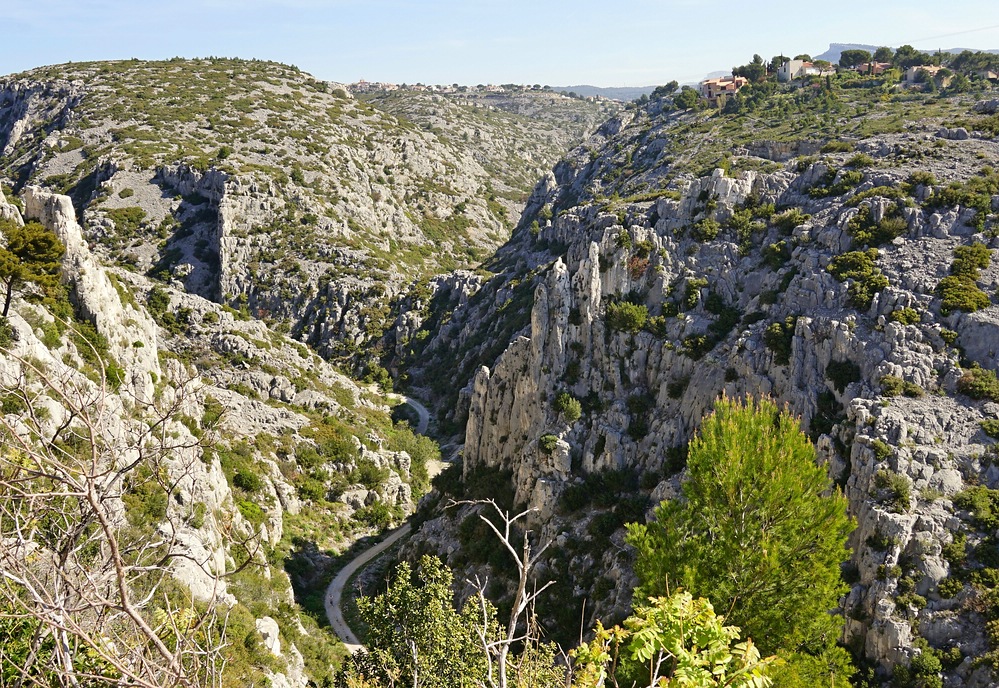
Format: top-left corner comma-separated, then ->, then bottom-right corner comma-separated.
339,499 -> 775,688
628,395 -> 855,686
0,348 -> 252,686
571,592 -> 773,688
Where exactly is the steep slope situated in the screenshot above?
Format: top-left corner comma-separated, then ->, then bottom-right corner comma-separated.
358,87 -> 615,198
408,84 -> 999,683
0,58 -> 614,367
0,185 -> 436,686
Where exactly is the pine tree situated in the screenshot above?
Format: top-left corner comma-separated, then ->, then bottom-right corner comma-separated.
627,396 -> 853,681
0,218 -> 65,317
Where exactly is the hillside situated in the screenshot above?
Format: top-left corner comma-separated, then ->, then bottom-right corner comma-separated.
0,184 -> 444,685
403,74 -> 999,684
357,86 -> 616,195
9,49 -> 999,687
0,58 -> 613,368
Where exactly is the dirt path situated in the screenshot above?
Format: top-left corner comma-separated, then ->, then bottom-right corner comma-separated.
388,393 -> 430,434
324,523 -> 412,653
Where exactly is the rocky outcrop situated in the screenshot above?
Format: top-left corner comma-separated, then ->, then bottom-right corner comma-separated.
23,186 -> 161,401
417,97 -> 999,680
0,59 -> 613,369
0,77 -> 83,157
2,178 -> 432,685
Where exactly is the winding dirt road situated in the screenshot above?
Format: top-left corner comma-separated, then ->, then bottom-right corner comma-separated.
324,523 -> 413,653
324,392 -> 429,651
389,393 -> 430,434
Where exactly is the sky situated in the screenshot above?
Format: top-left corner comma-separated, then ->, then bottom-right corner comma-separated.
2,1 -> 999,87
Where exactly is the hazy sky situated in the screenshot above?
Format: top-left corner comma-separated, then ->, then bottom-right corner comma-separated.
2,1 -> 998,86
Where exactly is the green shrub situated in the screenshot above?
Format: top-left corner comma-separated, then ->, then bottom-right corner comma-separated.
826,359 -> 861,393
907,171 -> 937,188
189,502 -> 206,529
554,392 -> 582,422
866,529 -> 897,552
122,465 -> 168,530
684,278 -> 708,310
0,317 -> 13,349
937,577 -> 963,598
827,249 -> 889,309
763,316 -> 797,365
890,308 -> 920,325
354,501 -> 400,528
350,459 -> 390,490
954,485 -> 999,529
937,275 -> 990,314
691,217 -> 720,241
1,392 -> 27,415
951,242 -> 991,277
146,286 -> 171,316
105,206 -> 146,235
879,375 -> 924,398
605,301 -> 648,333
871,441 -> 892,461
845,153 -> 875,168
820,141 -> 854,153
925,166 -> 999,230
772,208 -> 811,232
936,242 -> 992,316
724,208 -> 755,242
539,434 -> 559,454
681,334 -> 712,360
957,366 -> 999,402
762,240 -> 790,269
941,534 -> 967,567
981,419 -> 999,439
233,468 -> 263,493
820,169 -> 864,196
667,377 -> 689,399
875,471 -> 911,514
297,477 -> 327,502
237,499 -> 265,526
201,395 -> 224,429
847,205 -> 907,247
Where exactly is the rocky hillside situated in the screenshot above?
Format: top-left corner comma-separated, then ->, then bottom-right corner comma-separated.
0,58 -> 613,367
358,87 -> 615,197
406,82 -> 999,684
0,185 -> 438,686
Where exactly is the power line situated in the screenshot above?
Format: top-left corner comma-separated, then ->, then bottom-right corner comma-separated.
906,22 -> 999,46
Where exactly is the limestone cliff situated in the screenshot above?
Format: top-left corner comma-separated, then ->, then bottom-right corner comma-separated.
0,186 -> 429,685
0,59 -> 612,369
410,90 -> 999,684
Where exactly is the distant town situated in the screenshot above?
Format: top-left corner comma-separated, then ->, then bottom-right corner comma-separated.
347,80 -> 624,102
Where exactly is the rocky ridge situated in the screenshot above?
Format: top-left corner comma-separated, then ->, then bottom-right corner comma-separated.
0,58 -> 613,367
0,184 -> 431,685
407,91 -> 999,684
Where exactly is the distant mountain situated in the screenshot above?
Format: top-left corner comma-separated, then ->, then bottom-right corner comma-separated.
815,42 -> 999,64
553,84 -> 657,101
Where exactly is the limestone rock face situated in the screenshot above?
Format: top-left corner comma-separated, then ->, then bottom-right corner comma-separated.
413,107 -> 999,678
0,78 -> 83,157
0,186 -> 21,224
255,616 -> 282,656
0,60 -> 614,368
23,186 -> 161,401
1,181 -> 427,686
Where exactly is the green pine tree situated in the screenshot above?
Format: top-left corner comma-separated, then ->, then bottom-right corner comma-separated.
0,218 -> 65,317
627,396 -> 854,684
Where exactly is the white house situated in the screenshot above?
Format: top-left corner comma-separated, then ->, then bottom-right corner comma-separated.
778,59 -> 835,82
